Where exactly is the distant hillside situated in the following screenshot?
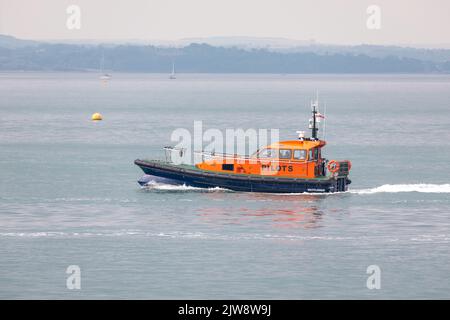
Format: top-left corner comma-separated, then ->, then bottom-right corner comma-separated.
278,44 -> 450,63
0,34 -> 39,49
179,37 -> 450,63
0,35 -> 449,73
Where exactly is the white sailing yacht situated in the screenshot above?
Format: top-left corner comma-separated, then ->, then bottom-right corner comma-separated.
99,53 -> 112,81
169,62 -> 176,79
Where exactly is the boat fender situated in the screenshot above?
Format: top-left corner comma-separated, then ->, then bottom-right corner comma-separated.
327,160 -> 340,173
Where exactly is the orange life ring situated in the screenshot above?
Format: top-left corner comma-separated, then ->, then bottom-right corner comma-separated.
327,160 -> 340,173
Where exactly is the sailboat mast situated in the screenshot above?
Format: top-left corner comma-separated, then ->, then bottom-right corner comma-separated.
100,53 -> 104,73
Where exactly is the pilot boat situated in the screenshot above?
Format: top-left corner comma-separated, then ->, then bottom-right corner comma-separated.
134,100 -> 352,193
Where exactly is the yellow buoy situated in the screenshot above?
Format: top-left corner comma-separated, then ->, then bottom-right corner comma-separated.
91,113 -> 103,121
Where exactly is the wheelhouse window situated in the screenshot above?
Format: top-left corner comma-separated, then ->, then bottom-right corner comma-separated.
279,149 -> 292,159
315,148 -> 320,160
257,148 -> 276,158
293,149 -> 307,160
309,148 -> 314,160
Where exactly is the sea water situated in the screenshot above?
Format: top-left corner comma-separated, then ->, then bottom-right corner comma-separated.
0,73 -> 449,299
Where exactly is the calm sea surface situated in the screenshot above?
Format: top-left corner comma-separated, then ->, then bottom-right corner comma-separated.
0,73 -> 449,299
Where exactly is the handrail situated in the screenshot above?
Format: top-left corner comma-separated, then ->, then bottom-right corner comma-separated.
164,146 -> 252,159
163,146 -> 321,166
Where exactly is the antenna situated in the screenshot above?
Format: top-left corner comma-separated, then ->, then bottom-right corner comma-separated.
310,98 -> 318,140
309,91 -> 319,140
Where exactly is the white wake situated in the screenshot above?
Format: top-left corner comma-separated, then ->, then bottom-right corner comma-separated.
350,184 -> 450,195
143,181 -> 228,192
143,181 -> 450,194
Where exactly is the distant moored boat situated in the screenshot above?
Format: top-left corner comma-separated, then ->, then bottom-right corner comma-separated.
99,73 -> 112,81
169,62 -> 176,79
99,53 -> 112,81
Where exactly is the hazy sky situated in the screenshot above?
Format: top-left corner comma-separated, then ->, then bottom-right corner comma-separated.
1,0 -> 449,46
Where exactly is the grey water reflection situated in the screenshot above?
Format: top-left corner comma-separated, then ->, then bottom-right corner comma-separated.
197,192 -> 325,229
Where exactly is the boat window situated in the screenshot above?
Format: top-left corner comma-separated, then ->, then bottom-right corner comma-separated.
309,149 -> 314,160
222,164 -> 234,171
315,148 -> 320,160
293,149 -> 307,160
258,148 -> 277,158
279,149 -> 292,159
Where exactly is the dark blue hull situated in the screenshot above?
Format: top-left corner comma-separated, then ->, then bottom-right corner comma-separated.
134,159 -> 350,193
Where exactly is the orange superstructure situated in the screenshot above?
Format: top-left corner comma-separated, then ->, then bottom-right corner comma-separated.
196,139 -> 328,179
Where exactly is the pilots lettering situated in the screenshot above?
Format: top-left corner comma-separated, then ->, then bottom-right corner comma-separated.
261,165 -> 293,172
